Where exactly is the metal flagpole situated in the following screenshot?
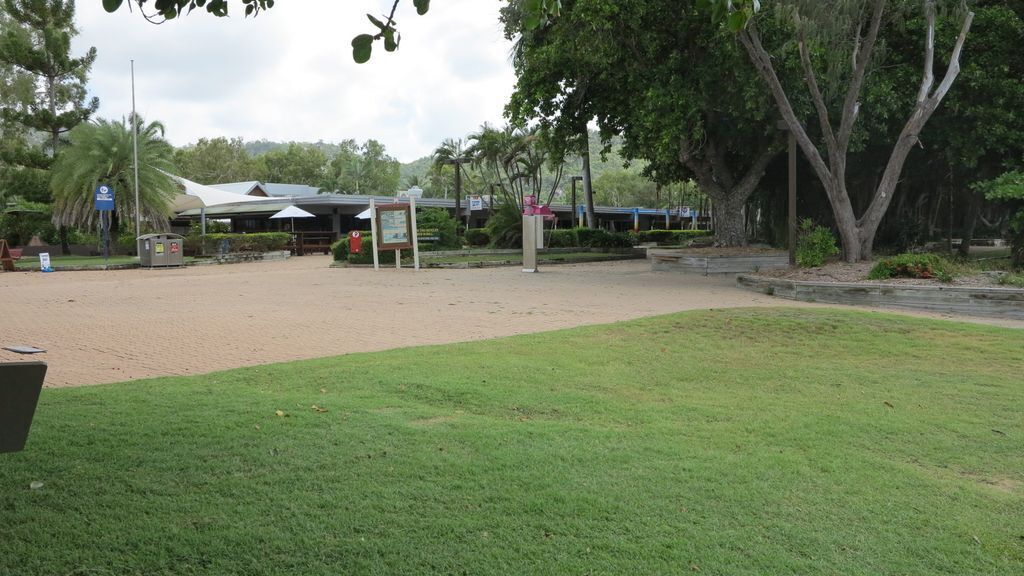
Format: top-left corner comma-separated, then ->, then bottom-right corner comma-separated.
131,60 -> 141,247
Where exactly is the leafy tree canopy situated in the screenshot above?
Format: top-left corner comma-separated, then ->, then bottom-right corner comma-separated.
173,136 -> 262,184
504,0 -> 790,245
321,138 -> 400,194
257,142 -> 327,188
0,0 -> 98,158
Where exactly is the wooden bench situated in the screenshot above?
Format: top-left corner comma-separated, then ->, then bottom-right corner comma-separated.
0,361 -> 47,453
294,231 -> 336,256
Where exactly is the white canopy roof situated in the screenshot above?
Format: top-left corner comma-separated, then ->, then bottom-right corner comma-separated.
269,205 -> 316,219
167,173 -> 273,213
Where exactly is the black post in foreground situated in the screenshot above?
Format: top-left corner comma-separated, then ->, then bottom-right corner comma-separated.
0,361 -> 47,453
788,131 -> 797,265
570,176 -> 583,227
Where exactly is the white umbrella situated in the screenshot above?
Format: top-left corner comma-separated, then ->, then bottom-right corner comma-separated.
269,205 -> 316,231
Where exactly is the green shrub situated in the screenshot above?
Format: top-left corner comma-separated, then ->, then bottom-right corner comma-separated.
976,170 -> 1024,269
547,229 -> 579,248
587,229 -> 633,248
484,203 -> 523,248
0,201 -> 55,246
116,231 -> 138,255
331,238 -> 349,261
201,232 -> 291,254
795,219 -> 839,267
868,253 -> 953,282
345,234 -> 397,265
549,227 -> 632,249
188,220 -> 231,235
334,233 -> 433,265
416,208 -> 460,250
634,229 -> 713,245
573,227 -> 604,248
999,272 -> 1024,288
464,228 -> 489,247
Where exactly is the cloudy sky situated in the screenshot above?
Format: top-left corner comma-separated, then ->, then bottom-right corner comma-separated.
73,0 -> 517,162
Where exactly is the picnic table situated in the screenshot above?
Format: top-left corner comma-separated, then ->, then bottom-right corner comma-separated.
291,231 -> 336,256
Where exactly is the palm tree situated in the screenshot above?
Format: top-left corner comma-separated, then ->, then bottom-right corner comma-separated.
50,115 -> 178,236
466,124 -> 562,212
432,137 -> 471,224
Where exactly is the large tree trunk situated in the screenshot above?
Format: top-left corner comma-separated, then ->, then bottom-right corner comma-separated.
710,193 -> 747,246
678,132 -> 781,248
958,186 -> 982,257
59,226 -> 70,255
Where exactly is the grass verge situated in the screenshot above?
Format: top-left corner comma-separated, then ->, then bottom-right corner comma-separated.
1,308 -> 1021,575
14,255 -> 139,269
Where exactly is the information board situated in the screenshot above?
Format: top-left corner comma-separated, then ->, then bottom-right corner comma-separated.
376,204 -> 413,250
94,184 -> 114,211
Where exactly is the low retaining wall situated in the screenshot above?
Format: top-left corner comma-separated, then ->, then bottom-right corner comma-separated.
421,247 -> 642,257
424,253 -> 644,269
188,251 -> 291,266
650,250 -> 789,275
737,274 -> 1024,320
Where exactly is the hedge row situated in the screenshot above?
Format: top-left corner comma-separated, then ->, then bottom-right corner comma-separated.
547,228 -> 633,249
332,227 -> 712,258
187,232 -> 291,255
331,234 -> 404,265
631,229 -> 712,245
465,228 -> 490,247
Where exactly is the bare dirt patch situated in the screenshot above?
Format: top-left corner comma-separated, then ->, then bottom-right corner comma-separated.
960,471 -> 1021,494
758,260 -> 1003,287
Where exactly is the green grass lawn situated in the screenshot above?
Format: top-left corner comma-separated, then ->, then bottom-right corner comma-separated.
14,255 -> 201,269
2,308 -> 1022,575
14,255 -> 139,269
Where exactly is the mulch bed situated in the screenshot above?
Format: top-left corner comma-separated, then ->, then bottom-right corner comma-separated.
757,261 -> 1004,288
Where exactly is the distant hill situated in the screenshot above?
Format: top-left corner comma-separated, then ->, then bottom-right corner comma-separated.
244,140 -> 346,159
400,156 -> 434,186
238,131 -> 647,186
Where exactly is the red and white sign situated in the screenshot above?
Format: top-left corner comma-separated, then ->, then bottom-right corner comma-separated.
349,230 -> 363,254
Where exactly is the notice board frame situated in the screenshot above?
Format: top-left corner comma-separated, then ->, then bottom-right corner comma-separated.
375,203 -> 414,250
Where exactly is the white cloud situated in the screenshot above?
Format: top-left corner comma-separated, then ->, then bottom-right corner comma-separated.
73,0 -> 517,162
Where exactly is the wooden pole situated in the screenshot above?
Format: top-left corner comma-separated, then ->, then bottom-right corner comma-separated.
411,196 -> 420,271
788,131 -> 797,265
370,198 -> 379,270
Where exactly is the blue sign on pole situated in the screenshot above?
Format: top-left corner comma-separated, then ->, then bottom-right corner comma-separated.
94,184 -> 114,211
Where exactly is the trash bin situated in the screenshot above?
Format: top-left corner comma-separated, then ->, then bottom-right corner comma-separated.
138,233 -> 185,268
